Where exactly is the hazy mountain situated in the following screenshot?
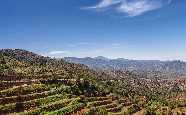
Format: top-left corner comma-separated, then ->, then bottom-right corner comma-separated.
64,57 -> 186,74
94,56 -> 110,61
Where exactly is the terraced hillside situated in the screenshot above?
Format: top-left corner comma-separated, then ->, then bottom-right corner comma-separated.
0,49 -> 140,115
0,78 -> 81,114
0,75 -> 144,115
1,49 -> 186,115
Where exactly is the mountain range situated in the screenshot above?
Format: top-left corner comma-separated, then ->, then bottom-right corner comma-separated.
64,56 -> 186,75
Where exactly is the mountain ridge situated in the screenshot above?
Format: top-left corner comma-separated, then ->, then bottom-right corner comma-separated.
64,56 -> 186,74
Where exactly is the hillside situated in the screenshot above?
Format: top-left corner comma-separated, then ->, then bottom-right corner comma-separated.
0,49 -> 95,79
64,57 -> 186,75
0,49 -> 186,115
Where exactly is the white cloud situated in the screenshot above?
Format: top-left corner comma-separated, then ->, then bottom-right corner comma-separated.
117,0 -> 162,17
85,0 -> 172,17
86,0 -> 120,9
48,50 -> 71,55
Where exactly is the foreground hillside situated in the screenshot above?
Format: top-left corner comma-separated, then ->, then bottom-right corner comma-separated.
1,49 -> 186,115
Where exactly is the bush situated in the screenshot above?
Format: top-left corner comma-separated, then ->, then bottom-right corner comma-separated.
128,104 -> 141,114
85,107 -> 108,115
145,100 -> 160,115
46,101 -> 85,115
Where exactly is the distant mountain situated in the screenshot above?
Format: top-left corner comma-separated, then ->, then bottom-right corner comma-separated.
64,57 -> 186,74
94,56 -> 110,61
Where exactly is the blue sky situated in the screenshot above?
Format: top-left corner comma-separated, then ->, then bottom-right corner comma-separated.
1,0 -> 186,60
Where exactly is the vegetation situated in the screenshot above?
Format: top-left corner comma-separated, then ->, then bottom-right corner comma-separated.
0,49 -> 186,115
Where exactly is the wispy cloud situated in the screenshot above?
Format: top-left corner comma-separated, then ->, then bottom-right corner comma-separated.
67,42 -> 92,47
85,0 -> 120,9
84,0 -> 172,17
48,50 -> 71,55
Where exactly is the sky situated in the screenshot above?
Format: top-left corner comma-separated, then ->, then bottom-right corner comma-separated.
1,0 -> 186,61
